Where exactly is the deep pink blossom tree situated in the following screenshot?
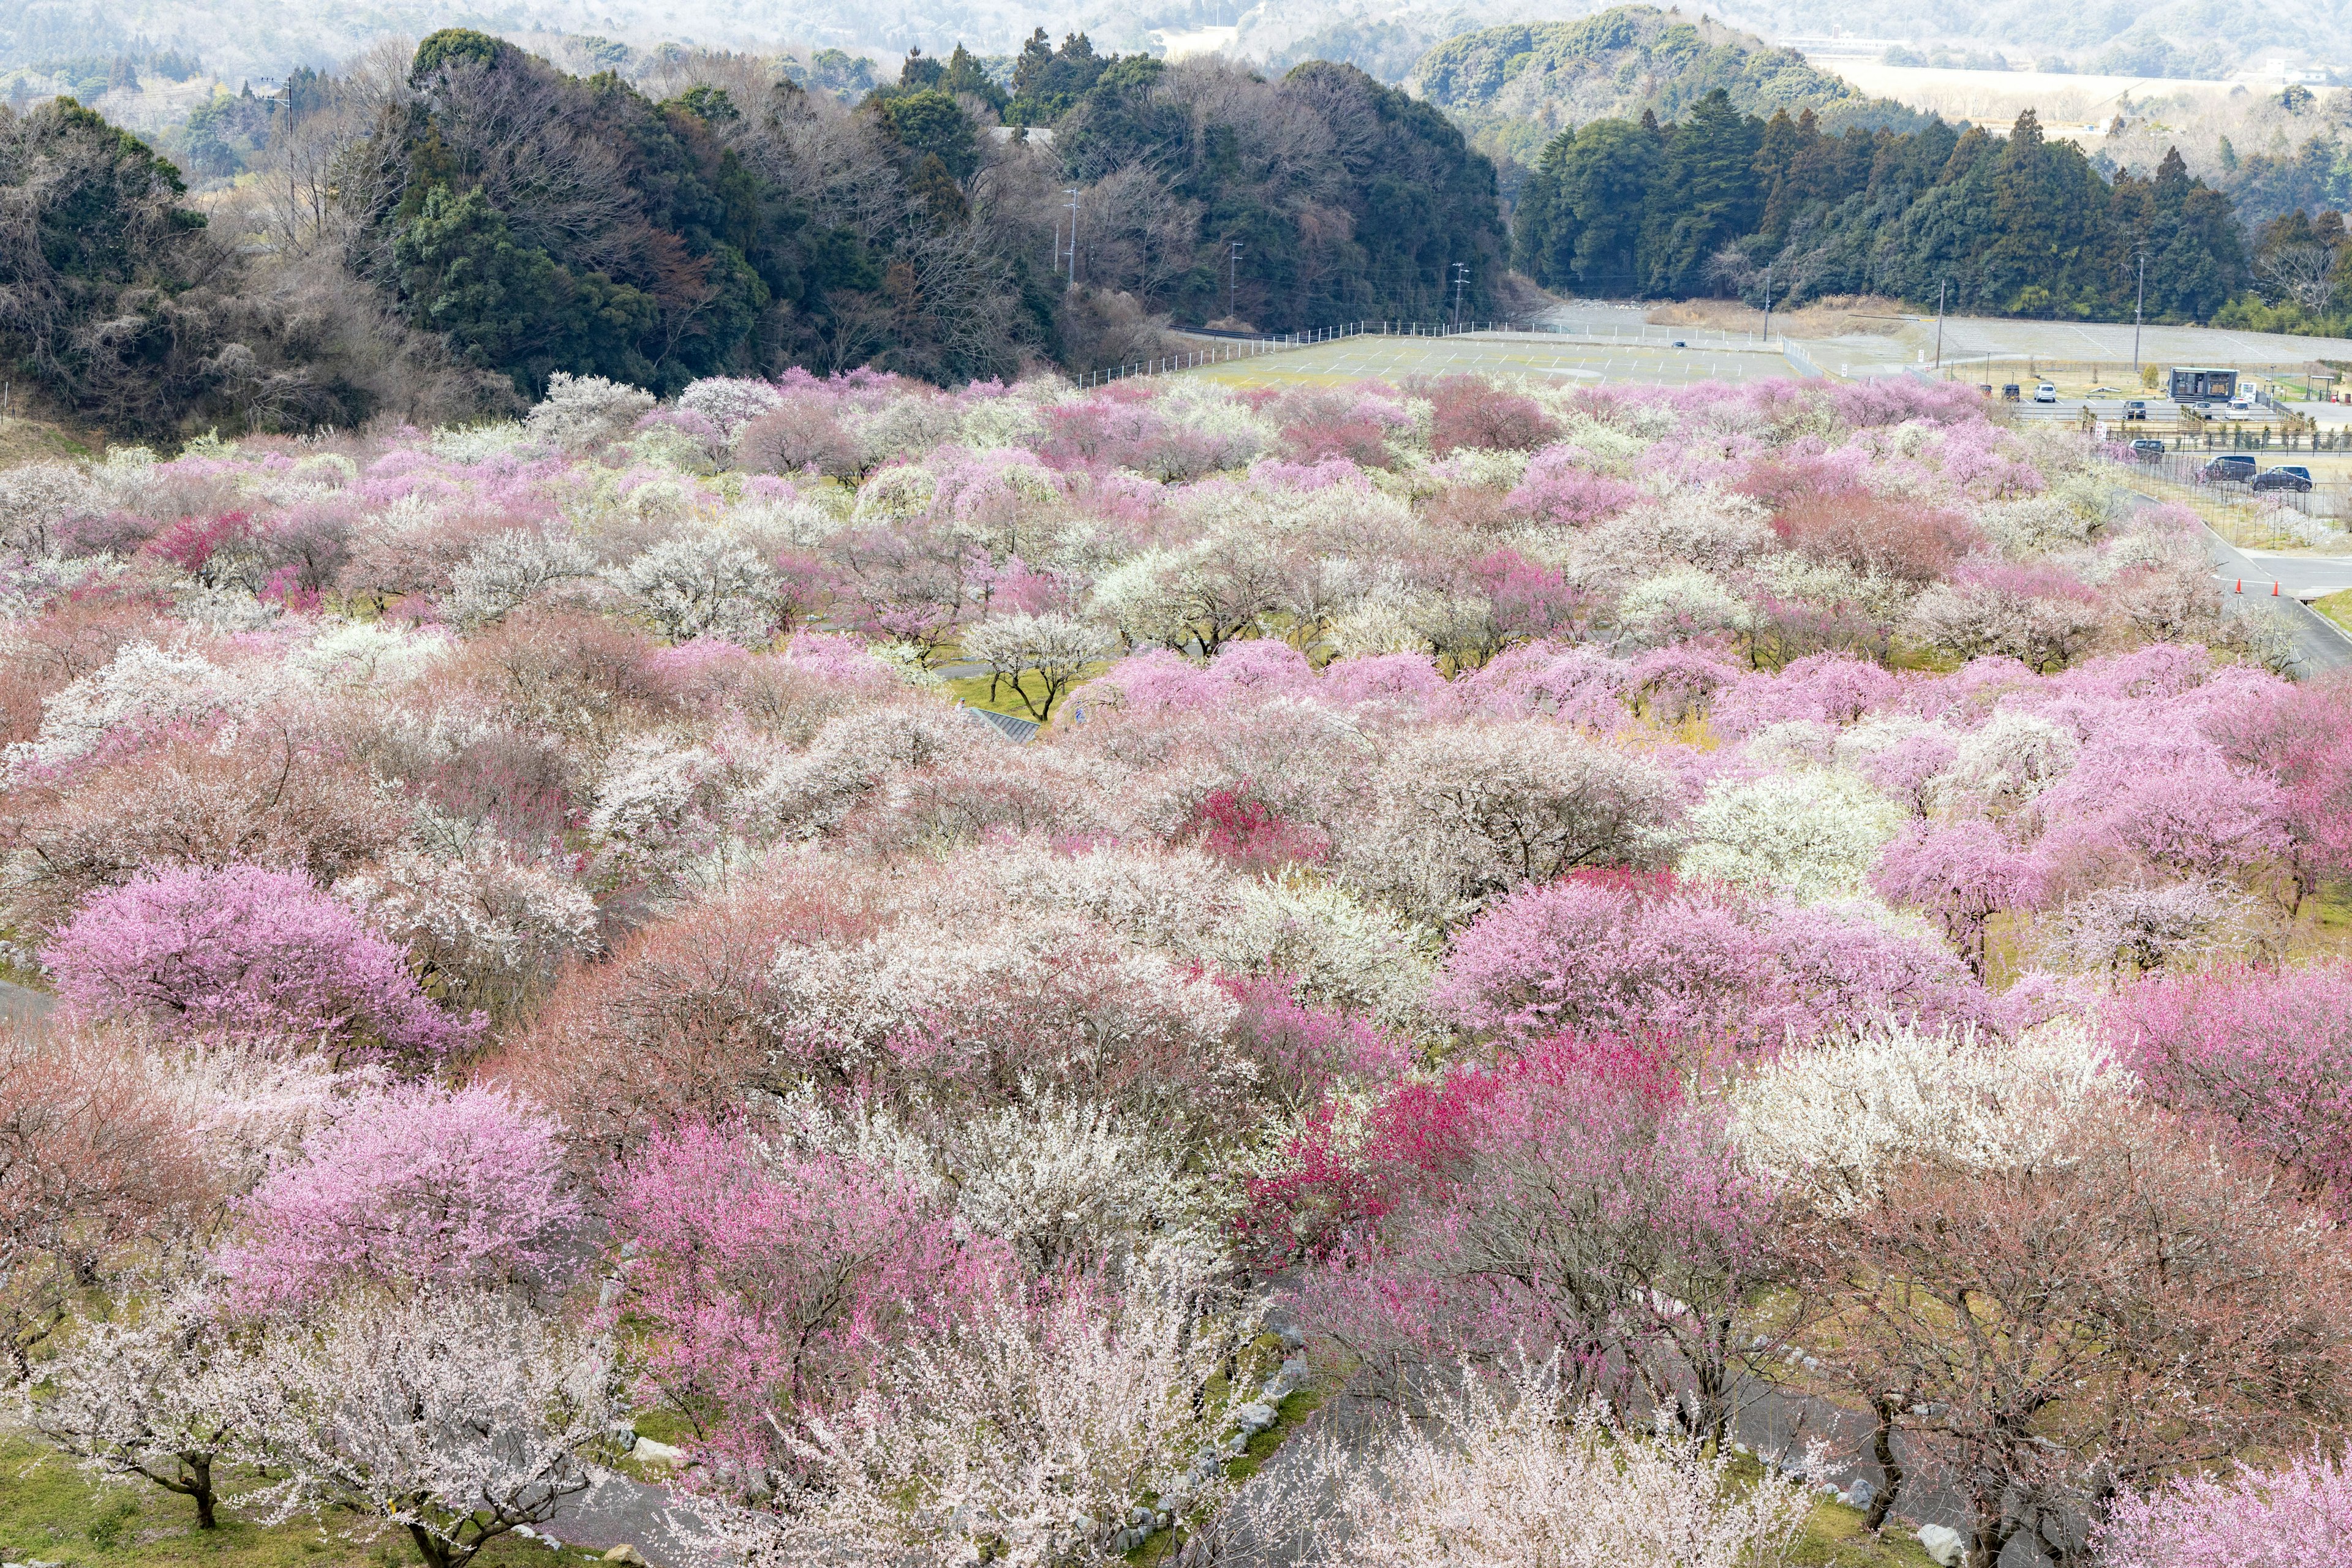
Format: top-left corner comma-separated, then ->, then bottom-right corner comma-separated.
221,1082 -> 581,1306
43,865 -> 475,1062
1286,1037 -> 1773,1441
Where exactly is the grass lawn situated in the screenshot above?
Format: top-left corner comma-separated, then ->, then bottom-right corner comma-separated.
2316,587 -> 2352,635
941,666 -> 1106,723
0,1430 -> 605,1568
1789,1496 -> 1947,1568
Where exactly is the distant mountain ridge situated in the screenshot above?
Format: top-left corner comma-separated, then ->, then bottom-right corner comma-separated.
1408,7 -> 1917,167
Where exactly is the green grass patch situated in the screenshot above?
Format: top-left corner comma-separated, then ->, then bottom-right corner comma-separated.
1222,1384 -> 1329,1487
1790,1494 -> 1945,1568
0,1430 -> 594,1568
2315,588 -> 2352,635
941,666 -> 1107,723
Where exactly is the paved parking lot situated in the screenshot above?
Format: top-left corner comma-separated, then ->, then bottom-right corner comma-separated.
1181,330 -> 1801,388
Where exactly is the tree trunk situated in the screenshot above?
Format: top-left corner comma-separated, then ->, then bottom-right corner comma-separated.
1863,1395 -> 1903,1532
407,1523 -> 458,1568
1968,1493 -> 2019,1568
185,1457 -> 216,1529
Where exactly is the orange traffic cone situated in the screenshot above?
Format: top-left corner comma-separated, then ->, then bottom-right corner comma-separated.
2235,579 -> 2243,593
2273,581 -> 2280,595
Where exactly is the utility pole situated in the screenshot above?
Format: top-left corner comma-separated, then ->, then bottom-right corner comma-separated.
1452,261 -> 1469,330
2132,252 -> 2146,377
1064,187 -> 1079,287
1935,279 -> 1945,371
1762,262 -> 1773,343
1228,238 -> 1242,320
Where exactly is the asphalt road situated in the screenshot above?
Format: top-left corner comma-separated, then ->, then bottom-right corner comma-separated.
1180,331 -> 1799,388
2202,533 -> 2352,675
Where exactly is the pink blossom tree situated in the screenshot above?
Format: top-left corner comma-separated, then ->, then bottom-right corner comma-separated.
607,1121 -> 992,1495
219,1082 -> 582,1306
1286,1038 -> 1776,1442
2098,1446 -> 2352,1568
1872,820 -> 2043,978
43,865 -> 475,1063
2104,960 -> 2352,1213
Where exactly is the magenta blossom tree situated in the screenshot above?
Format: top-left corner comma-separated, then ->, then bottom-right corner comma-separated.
220,1082 -> 581,1307
42,865 -> 475,1063
1287,1036 -> 1774,1442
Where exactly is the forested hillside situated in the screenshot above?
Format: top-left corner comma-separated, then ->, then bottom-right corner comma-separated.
1409,9 -> 1915,168
0,30 -> 1502,434
1514,97 -> 2247,320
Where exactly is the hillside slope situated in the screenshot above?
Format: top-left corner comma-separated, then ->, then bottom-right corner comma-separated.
1408,7 -> 1916,167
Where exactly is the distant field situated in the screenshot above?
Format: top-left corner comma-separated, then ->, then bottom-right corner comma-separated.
1807,59 -> 2244,134
1179,331 -> 1804,388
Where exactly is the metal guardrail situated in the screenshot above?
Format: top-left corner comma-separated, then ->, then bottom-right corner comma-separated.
1079,316 -> 1787,389
1084,319 -> 1531,389
2103,445 -> 2352,532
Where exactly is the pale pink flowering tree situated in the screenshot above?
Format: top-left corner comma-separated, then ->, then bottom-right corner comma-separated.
607,1121 -> 992,1498
1433,870 -> 1986,1056
1872,820 -> 2043,978
2097,1446 -> 2352,1568
42,865 -> 476,1063
1506,446 -> 1640,526
221,1082 -> 579,1306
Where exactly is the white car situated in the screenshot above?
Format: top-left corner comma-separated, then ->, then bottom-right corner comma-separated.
2033,382 -> 2057,403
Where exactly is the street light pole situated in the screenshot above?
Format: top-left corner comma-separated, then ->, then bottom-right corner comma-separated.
1935,279 -> 1945,372
1065,187 -> 1079,287
2133,252 -> 2146,377
1452,261 -> 1469,330
1228,239 -> 1242,320
1762,262 -> 1773,343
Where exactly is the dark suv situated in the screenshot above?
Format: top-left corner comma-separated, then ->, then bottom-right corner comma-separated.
2128,437 -> 2166,461
2253,464 -> 2314,492
2121,399 -> 2149,420
2200,454 -> 2257,483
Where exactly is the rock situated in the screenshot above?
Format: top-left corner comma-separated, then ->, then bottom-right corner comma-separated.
601,1547 -> 651,1567
1232,1400 -> 1277,1433
631,1438 -> 685,1465
1275,1324 -> 1305,1350
1917,1524 -> 1965,1567
1847,1479 -> 1875,1512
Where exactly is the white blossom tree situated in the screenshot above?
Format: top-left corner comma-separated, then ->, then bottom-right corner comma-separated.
23,1277 -> 247,1528
1223,1351 -> 1819,1568
958,613 -> 1109,723
444,530 -> 600,630
228,1291 -> 622,1568
1729,1019 -> 2127,1210
1342,722 -> 1679,924
1679,768 -> 1902,903
716,1252 -> 1261,1568
611,535 -> 788,645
